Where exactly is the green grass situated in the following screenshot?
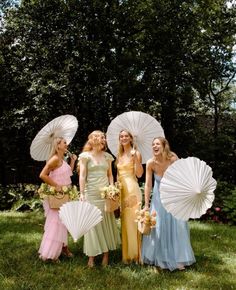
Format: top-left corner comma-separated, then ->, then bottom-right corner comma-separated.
0,211 -> 235,290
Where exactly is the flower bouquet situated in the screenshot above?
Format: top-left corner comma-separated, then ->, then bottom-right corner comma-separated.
100,182 -> 121,212
38,183 -> 80,209
135,208 -> 156,235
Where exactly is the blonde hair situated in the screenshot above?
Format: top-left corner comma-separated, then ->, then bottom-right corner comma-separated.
82,130 -> 107,152
48,137 -> 64,160
117,129 -> 136,160
153,137 -> 174,160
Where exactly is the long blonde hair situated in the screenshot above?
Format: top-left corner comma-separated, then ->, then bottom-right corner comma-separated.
82,130 -> 107,152
153,136 -> 174,160
48,137 -> 64,160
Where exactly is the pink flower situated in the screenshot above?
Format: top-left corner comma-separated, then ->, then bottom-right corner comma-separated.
214,207 -> 221,212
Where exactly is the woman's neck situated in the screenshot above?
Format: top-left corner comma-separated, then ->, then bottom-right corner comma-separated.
118,145 -> 133,163
153,154 -> 165,164
57,151 -> 64,160
123,144 -> 132,154
91,148 -> 103,155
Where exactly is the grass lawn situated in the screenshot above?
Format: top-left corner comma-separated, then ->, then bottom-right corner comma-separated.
0,211 -> 235,290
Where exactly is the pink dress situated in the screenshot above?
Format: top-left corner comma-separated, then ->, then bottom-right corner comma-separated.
38,160 -> 72,260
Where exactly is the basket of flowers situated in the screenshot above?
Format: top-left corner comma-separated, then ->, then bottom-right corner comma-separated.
100,182 -> 121,212
38,183 -> 80,209
135,208 -> 157,235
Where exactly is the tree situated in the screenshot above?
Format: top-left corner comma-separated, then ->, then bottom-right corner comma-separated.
136,0 -> 236,154
0,0 -> 235,184
189,0 -> 236,137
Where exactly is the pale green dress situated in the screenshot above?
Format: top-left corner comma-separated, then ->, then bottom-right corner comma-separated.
79,152 -> 120,256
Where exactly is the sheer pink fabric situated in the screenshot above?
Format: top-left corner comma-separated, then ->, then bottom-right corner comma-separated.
38,161 -> 72,260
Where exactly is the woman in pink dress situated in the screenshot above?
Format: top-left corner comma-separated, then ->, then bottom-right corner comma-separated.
38,137 -> 77,262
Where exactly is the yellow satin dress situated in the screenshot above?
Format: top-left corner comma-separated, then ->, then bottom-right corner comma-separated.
117,161 -> 142,264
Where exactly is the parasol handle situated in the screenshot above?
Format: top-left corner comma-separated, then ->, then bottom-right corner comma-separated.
131,144 -> 136,156
66,150 -> 72,157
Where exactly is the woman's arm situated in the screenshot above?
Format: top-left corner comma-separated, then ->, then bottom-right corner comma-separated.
171,152 -> 178,162
69,154 -> 77,170
39,156 -> 61,191
133,150 -> 144,178
144,160 -> 153,210
79,157 -> 87,200
107,160 -> 114,185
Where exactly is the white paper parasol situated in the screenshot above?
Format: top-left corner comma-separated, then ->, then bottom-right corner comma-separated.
59,200 -> 103,242
106,111 -> 165,164
160,157 -> 217,221
30,115 -> 78,161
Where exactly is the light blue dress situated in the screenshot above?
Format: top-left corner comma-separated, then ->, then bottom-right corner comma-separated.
142,174 -> 196,271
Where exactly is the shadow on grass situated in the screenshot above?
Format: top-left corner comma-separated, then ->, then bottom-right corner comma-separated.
0,210 -> 44,234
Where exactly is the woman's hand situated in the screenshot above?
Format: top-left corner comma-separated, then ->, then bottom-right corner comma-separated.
143,205 -> 150,211
80,193 -> 86,201
55,185 -> 62,192
69,154 -> 77,170
71,154 -> 77,161
131,148 -> 136,156
132,150 -> 143,178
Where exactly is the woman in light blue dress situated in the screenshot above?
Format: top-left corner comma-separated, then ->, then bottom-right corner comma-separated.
142,137 -> 196,271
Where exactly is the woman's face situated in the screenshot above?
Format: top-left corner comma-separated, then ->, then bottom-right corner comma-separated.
58,139 -> 68,152
92,133 -> 106,148
152,138 -> 163,156
99,133 -> 106,147
119,131 -> 132,147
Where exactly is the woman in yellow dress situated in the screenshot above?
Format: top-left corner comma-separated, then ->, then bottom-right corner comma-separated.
116,130 -> 144,264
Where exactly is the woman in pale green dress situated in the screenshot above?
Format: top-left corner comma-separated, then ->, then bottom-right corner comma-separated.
79,130 -> 120,267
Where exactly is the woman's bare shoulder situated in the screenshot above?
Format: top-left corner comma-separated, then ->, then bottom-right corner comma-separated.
146,158 -> 154,169
170,152 -> 178,163
47,155 -> 60,165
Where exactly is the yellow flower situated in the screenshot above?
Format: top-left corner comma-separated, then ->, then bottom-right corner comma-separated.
38,188 -> 43,193
151,219 -> 156,226
62,186 -> 68,192
37,183 -> 79,200
134,207 -> 157,231
49,186 -> 55,193
100,184 -> 121,200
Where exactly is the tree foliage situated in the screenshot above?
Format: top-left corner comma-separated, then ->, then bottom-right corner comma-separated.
0,0 -> 235,185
